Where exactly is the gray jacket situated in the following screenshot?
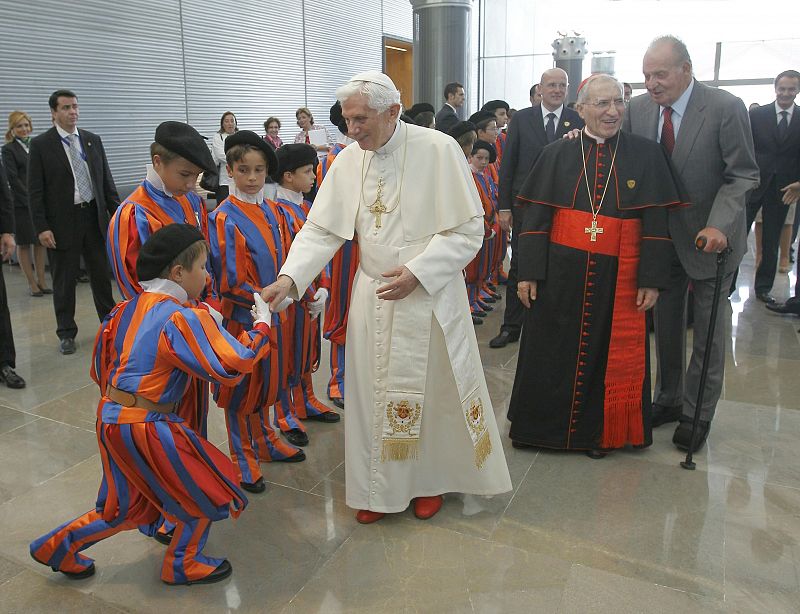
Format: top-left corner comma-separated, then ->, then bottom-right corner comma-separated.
623,80 -> 759,278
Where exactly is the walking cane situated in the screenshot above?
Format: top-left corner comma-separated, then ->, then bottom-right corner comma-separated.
680,235 -> 731,470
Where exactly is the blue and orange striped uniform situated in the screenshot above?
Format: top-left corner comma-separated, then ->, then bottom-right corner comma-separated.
274,196 -> 335,422
30,291 -> 270,584
493,132 -> 509,284
318,143 -> 358,403
466,169 -> 499,312
106,179 -> 214,435
208,194 -> 302,483
315,142 -> 346,187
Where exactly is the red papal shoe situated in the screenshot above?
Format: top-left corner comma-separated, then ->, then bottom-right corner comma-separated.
413,495 -> 443,520
355,509 -> 386,524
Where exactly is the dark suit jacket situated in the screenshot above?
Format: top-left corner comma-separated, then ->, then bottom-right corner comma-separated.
498,104 -> 584,210
623,80 -> 759,277
0,162 -> 14,235
434,104 -> 459,134
1,139 -> 28,209
27,126 -> 119,250
749,102 -> 800,203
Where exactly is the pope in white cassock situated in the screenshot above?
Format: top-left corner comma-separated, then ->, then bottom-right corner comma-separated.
262,71 -> 511,523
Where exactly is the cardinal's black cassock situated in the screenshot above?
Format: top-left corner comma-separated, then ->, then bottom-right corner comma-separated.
507,130 -> 688,452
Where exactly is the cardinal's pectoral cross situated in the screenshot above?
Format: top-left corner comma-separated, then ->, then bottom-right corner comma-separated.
369,177 -> 387,229
584,218 -> 604,242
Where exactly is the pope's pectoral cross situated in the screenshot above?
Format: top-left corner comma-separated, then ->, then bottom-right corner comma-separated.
584,219 -> 604,242
369,177 -> 387,229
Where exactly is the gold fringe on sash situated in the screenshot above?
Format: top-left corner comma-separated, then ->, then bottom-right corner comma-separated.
381,439 -> 419,462
474,431 -> 492,469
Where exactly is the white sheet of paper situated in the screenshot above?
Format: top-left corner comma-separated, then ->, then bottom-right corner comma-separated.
308,129 -> 328,146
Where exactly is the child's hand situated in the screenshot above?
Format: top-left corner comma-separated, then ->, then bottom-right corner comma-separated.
308,288 -> 328,318
252,292 -> 273,325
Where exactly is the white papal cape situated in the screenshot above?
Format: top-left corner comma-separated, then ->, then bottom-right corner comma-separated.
280,121 -> 512,512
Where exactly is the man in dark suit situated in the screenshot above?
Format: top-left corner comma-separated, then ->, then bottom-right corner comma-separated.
434,82 -> 464,134
624,36 -> 759,451
28,89 -> 120,355
489,68 -> 584,348
0,161 -> 24,387
742,70 -> 800,303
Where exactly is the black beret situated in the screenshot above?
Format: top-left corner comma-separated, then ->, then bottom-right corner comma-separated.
467,110 -> 497,127
223,130 -> 278,175
273,143 -> 319,182
136,223 -> 206,282
481,99 -> 510,113
154,121 -> 216,174
407,102 -> 435,118
329,101 -> 348,135
448,121 -> 477,141
471,139 -> 497,164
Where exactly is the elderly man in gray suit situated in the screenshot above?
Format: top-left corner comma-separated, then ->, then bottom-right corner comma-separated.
623,35 -> 759,452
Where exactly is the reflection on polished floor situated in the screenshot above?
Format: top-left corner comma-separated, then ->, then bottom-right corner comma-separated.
0,251 -> 799,613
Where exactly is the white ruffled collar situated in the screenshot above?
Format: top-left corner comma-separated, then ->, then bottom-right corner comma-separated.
139,278 -> 188,303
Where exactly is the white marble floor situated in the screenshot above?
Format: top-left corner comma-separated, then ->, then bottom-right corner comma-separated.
0,250 -> 799,613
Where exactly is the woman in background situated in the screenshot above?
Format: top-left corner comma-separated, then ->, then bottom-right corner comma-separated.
263,117 -> 283,150
211,111 -> 238,202
2,111 -> 51,296
293,107 -> 329,160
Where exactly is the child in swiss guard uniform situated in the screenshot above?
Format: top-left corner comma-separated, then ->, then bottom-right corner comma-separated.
319,102 -> 358,410
465,139 -> 500,323
273,143 -> 339,443
30,224 -> 274,586
106,121 -> 218,436
208,131 -> 305,494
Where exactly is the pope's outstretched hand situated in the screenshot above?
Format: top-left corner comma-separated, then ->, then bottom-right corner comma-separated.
261,275 -> 295,312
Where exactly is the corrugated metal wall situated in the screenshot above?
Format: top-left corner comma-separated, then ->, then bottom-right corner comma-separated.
0,0 -> 413,196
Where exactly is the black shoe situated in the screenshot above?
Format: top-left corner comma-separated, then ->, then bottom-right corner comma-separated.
277,449 -> 306,463
766,297 -> 800,315
306,410 -> 341,423
586,449 -> 608,459
30,288 -> 43,297
651,403 -> 682,427
154,528 -> 174,546
31,551 -> 96,580
472,316 -> 483,325
164,559 -> 233,586
479,304 -> 493,311
511,440 -> 534,450
489,330 -> 519,349
331,397 -> 344,409
40,286 -> 54,294
672,419 -> 710,452
285,428 -> 309,447
473,310 -> 488,318
59,338 -> 76,355
0,365 -> 25,389
77,271 -> 90,283
240,477 -> 266,493
482,297 -> 497,304
756,292 -> 777,304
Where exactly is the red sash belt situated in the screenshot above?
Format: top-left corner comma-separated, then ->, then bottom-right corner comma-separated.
550,209 -> 639,257
551,209 -> 646,448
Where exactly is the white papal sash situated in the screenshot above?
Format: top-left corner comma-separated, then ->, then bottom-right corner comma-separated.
359,241 -> 493,468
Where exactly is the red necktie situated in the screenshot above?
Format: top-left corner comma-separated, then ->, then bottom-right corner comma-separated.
305,134 -> 310,144
661,107 -> 675,155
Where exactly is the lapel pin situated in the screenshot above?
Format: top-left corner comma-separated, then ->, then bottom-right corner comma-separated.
627,179 -> 636,189
563,121 -> 570,127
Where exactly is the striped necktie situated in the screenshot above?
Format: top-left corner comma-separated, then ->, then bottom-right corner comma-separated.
545,113 -> 556,143
66,134 -> 94,202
